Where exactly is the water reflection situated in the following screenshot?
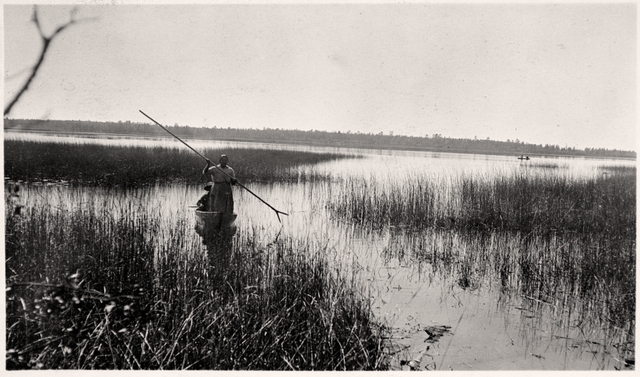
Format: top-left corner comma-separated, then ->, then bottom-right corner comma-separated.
194,211 -> 237,282
8,132 -> 635,370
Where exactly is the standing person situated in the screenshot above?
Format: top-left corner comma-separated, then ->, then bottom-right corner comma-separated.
202,154 -> 238,213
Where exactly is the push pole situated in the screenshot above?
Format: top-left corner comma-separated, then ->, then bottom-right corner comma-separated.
139,110 -> 289,222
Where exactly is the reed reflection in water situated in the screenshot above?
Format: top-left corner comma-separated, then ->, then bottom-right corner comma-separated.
5,135 -> 635,370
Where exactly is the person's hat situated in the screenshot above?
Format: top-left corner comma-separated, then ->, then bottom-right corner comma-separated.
204,182 -> 213,191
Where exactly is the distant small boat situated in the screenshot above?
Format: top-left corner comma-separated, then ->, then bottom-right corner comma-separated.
518,155 -> 530,160
195,210 -> 237,238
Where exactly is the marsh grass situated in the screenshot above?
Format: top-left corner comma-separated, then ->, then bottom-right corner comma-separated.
4,140 -> 352,186
327,169 -> 635,349
457,172 -> 635,236
528,163 -> 561,169
598,165 -> 637,176
5,188 -> 389,370
327,174 -> 450,231
328,170 -> 635,237
377,227 -> 635,364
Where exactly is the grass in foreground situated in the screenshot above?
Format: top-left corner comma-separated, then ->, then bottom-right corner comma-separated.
5,190 -> 389,370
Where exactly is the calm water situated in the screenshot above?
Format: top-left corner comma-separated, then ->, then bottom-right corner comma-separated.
7,131 -> 635,370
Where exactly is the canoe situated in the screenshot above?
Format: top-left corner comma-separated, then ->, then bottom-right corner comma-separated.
194,210 -> 237,238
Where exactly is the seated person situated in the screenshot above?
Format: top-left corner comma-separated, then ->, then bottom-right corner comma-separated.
196,182 -> 213,211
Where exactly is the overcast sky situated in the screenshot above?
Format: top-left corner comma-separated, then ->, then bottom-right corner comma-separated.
3,2 -> 637,150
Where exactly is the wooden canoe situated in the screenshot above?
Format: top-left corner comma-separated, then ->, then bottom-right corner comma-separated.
194,210 -> 237,238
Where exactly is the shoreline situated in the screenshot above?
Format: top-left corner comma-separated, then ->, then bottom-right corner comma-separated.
4,128 -> 636,161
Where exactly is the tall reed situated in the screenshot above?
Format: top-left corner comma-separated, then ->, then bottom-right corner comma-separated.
377,227 -> 634,364
5,188 -> 389,370
327,169 -> 635,342
4,140 -> 351,186
328,169 -> 636,238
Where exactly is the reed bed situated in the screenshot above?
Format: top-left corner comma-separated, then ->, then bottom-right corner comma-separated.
327,169 -> 635,344
326,175 -> 452,231
328,170 -> 635,237
528,163 -> 561,169
457,172 -> 635,237
5,189 -> 389,370
4,140 -> 352,186
381,228 -> 634,331
598,165 -> 637,176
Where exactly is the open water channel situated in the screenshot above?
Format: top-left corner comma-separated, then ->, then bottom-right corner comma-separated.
6,131 -> 636,370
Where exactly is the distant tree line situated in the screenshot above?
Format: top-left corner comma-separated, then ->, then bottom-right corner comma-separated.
4,118 -> 636,159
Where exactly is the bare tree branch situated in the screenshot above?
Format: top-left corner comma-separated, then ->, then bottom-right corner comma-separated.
4,6 -> 97,117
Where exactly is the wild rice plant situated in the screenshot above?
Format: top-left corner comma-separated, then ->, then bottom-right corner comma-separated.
598,165 -> 636,176
5,187 -> 389,370
456,172 -> 635,237
379,227 -> 634,364
328,169 -> 635,355
326,175 -> 450,230
328,169 -> 635,238
528,163 -> 561,169
4,140 -> 351,186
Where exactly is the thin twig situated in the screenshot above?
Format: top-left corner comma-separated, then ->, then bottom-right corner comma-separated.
4,6 -> 97,116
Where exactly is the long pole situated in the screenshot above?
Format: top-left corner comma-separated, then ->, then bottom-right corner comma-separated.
139,110 -> 289,222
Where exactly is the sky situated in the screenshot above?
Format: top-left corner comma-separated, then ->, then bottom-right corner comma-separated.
3,1 -> 637,151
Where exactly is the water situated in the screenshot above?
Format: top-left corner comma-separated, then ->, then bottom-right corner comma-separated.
7,131 -> 635,370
